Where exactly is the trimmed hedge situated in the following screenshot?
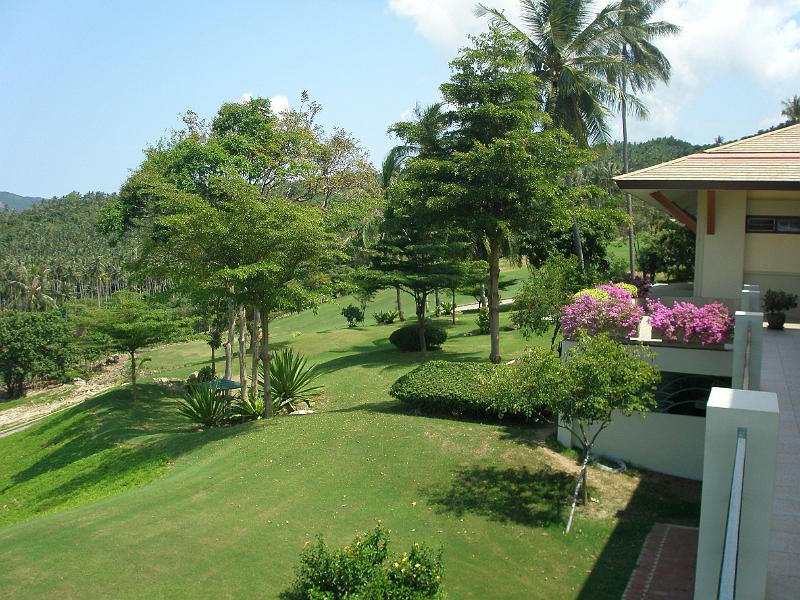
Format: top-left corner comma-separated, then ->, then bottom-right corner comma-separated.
389,323 -> 447,352
390,354 -> 557,421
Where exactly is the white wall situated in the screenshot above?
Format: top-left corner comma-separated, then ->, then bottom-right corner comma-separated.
694,388 -> 779,600
559,411 -> 706,480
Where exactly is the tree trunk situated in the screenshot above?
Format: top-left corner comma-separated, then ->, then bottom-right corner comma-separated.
261,309 -> 272,417
250,306 -> 260,401
238,305 -> 248,404
452,288 -> 456,325
130,350 -> 137,401
489,236 -> 502,364
211,345 -> 216,378
417,295 -> 427,353
396,286 -> 405,321
479,282 -> 487,309
224,300 -> 234,380
572,220 -> 585,274
621,76 -> 636,276
435,289 -> 440,316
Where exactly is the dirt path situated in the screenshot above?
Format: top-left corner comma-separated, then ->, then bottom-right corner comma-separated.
0,360 -> 127,437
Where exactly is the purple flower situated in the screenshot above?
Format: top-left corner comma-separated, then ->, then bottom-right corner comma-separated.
561,284 -> 643,339
646,300 -> 733,345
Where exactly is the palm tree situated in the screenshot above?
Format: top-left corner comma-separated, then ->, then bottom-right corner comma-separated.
782,95 -> 800,124
477,0 -> 644,271
610,0 -> 679,275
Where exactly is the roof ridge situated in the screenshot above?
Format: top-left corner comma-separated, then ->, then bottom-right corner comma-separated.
704,122 -> 800,153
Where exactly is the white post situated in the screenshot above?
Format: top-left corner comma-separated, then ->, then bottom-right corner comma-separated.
694,388 -> 778,600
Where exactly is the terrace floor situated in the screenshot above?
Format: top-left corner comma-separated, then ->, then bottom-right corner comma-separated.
762,328 -> 800,599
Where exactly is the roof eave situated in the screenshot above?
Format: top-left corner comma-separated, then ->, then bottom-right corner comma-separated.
614,179 -> 800,192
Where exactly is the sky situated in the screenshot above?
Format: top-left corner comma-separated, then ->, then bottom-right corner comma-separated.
1,0 -> 799,199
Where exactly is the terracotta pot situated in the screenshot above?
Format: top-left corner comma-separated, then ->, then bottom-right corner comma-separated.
766,312 -> 786,330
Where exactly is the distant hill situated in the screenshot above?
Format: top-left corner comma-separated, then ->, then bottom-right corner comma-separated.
0,191 -> 45,211
605,136 -> 706,172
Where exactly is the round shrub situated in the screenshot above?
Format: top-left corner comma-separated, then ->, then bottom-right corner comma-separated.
389,323 -> 447,352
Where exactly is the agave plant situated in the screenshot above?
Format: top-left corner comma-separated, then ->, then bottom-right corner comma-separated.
259,347 -> 323,413
177,385 -> 229,428
232,393 -> 266,421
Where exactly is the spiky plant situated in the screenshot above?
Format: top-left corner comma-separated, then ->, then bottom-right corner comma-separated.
259,347 -> 323,413
178,385 -> 229,428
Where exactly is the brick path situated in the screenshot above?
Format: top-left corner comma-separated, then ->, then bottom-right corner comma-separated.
622,523 -> 698,600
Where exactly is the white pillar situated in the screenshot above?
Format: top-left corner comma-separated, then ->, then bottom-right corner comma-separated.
694,388 -> 779,600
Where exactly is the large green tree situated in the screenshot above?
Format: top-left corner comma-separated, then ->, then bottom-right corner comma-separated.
415,27 -> 591,363
782,94 -> 800,124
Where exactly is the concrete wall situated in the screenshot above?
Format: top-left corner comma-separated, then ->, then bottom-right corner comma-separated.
696,189 -> 748,299
694,388 -> 779,600
558,410 -> 706,480
744,191 -> 800,321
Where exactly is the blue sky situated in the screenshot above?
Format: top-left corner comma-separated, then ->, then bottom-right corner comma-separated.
2,0 -> 799,198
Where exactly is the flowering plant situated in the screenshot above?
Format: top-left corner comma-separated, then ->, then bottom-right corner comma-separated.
612,274 -> 653,299
647,300 -> 733,345
562,284 -> 643,339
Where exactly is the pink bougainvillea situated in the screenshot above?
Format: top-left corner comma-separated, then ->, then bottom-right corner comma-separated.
646,300 -> 734,345
561,284 -> 643,339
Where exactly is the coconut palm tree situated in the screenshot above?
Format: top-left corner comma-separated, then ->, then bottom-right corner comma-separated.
476,0 -> 644,271
782,95 -> 800,124
609,0 -> 679,275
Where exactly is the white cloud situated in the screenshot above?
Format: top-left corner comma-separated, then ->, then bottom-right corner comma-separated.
388,0 -> 520,49
269,95 -> 290,114
238,91 -> 253,103
389,0 -> 800,140
618,0 -> 800,140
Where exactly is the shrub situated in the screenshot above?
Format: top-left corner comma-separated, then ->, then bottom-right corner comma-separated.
475,307 -> 490,334
197,365 -> 215,382
178,385 -> 229,428
561,284 -> 643,340
647,300 -> 733,345
281,525 -> 443,600
0,310 -> 71,397
390,358 -> 554,421
341,304 -> 364,328
763,289 -> 798,314
260,347 -> 323,412
389,324 -> 447,352
612,274 -> 652,299
373,310 -> 400,325
233,393 -> 265,420
439,301 -> 455,316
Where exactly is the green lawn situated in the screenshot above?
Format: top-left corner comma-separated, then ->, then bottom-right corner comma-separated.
0,274 -> 699,599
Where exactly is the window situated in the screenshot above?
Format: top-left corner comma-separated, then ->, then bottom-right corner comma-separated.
746,215 -> 800,233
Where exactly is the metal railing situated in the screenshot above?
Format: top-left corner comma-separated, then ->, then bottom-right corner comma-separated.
732,286 -> 763,391
718,427 -> 748,599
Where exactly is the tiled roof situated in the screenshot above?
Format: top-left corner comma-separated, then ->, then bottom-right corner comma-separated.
615,123 -> 800,190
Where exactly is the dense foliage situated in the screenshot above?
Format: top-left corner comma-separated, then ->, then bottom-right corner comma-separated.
390,353 -> 558,421
0,310 -> 71,397
281,525 -> 444,600
341,304 -> 365,328
388,323 -> 447,352
178,385 -> 229,428
763,289 -> 798,314
637,219 -> 696,281
0,192 -> 151,311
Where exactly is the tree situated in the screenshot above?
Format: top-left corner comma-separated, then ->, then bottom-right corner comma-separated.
478,0 -> 646,271
0,310 -> 71,398
782,94 -> 800,124
609,0 -> 679,274
511,255 -> 583,348
554,334 -> 659,513
89,292 -> 188,401
637,218 -> 695,281
423,27 -> 592,363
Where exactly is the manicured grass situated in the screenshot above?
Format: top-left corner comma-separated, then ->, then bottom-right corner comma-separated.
0,270 -> 699,599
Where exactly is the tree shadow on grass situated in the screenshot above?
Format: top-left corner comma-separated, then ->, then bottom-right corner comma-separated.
425,465 -> 574,527
313,343 -> 483,376
2,383 -> 241,498
575,471 -> 700,599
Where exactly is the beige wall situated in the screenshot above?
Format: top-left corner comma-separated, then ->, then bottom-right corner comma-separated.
695,190 -> 747,299
744,191 -> 800,319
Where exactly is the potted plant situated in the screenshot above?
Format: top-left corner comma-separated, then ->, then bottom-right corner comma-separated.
763,289 -> 798,330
